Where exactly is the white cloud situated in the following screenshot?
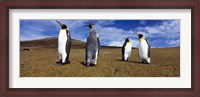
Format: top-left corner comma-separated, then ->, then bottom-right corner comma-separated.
144,27 -> 160,34
167,40 -> 180,46
106,41 -> 124,47
20,20 -> 57,41
105,39 -> 138,47
96,26 -> 138,47
20,20 -> 88,41
92,20 -> 179,48
20,31 -> 53,41
20,20 -> 180,48
135,20 -> 180,39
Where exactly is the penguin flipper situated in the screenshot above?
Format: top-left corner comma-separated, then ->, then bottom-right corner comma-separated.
85,41 -> 88,64
97,37 -> 100,54
86,38 -> 92,65
65,35 -> 71,63
145,39 -> 151,58
122,42 -> 126,61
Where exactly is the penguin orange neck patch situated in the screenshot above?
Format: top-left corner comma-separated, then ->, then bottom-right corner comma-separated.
61,29 -> 66,31
139,38 -> 145,42
127,42 -> 131,44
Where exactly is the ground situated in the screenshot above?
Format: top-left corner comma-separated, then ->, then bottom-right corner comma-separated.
20,38 -> 180,77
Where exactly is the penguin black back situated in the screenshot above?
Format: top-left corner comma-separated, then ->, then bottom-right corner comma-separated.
122,37 -> 129,61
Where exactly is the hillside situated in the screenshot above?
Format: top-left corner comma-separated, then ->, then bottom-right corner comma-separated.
20,37 -> 85,49
20,37 -> 138,49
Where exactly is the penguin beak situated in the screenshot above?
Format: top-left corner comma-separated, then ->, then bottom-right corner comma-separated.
85,25 -> 89,27
56,21 -> 63,27
135,33 -> 139,36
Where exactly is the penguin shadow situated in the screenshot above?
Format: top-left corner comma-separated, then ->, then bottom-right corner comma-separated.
55,61 -> 69,66
131,61 -> 150,64
131,61 -> 143,64
115,59 -> 142,64
115,59 -> 133,63
80,62 -> 86,66
80,62 -> 96,67
115,59 -> 126,62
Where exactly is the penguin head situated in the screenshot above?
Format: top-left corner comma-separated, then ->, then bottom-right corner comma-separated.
136,34 -> 144,39
86,24 -> 94,29
56,21 -> 68,29
125,37 -> 130,42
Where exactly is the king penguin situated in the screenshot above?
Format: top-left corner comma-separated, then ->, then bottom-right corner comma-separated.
136,34 -> 151,64
56,21 -> 71,65
122,37 -> 132,61
85,24 -> 100,67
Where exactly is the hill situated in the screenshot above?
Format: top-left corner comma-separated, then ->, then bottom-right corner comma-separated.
20,37 -> 85,49
20,37 -> 138,49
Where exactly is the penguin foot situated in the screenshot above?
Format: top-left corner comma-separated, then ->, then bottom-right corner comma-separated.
91,63 -> 97,66
146,62 -> 150,64
56,61 -> 65,66
142,61 -> 150,64
122,59 -> 128,61
86,62 -> 90,67
62,61 -> 70,65
56,60 -> 62,64
56,61 -> 60,64
91,60 -> 97,66
86,62 -> 97,67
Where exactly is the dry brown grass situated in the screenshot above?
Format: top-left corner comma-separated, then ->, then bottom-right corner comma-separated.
20,38 -> 180,77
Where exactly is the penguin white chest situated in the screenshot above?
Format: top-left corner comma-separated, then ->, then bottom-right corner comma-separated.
125,42 -> 132,57
139,39 -> 149,58
58,30 -> 68,54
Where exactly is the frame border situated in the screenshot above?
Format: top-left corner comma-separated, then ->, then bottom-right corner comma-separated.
1,0 -> 199,97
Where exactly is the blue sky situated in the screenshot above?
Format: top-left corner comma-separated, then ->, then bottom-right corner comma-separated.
20,20 -> 180,48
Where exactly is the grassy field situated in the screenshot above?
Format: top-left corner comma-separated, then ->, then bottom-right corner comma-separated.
20,38 -> 180,77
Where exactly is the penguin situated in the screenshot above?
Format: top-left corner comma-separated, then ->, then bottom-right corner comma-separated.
122,37 -> 132,61
136,34 -> 151,64
56,21 -> 71,65
85,24 -> 100,67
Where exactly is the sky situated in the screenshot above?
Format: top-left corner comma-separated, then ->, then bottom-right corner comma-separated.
20,20 -> 180,48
